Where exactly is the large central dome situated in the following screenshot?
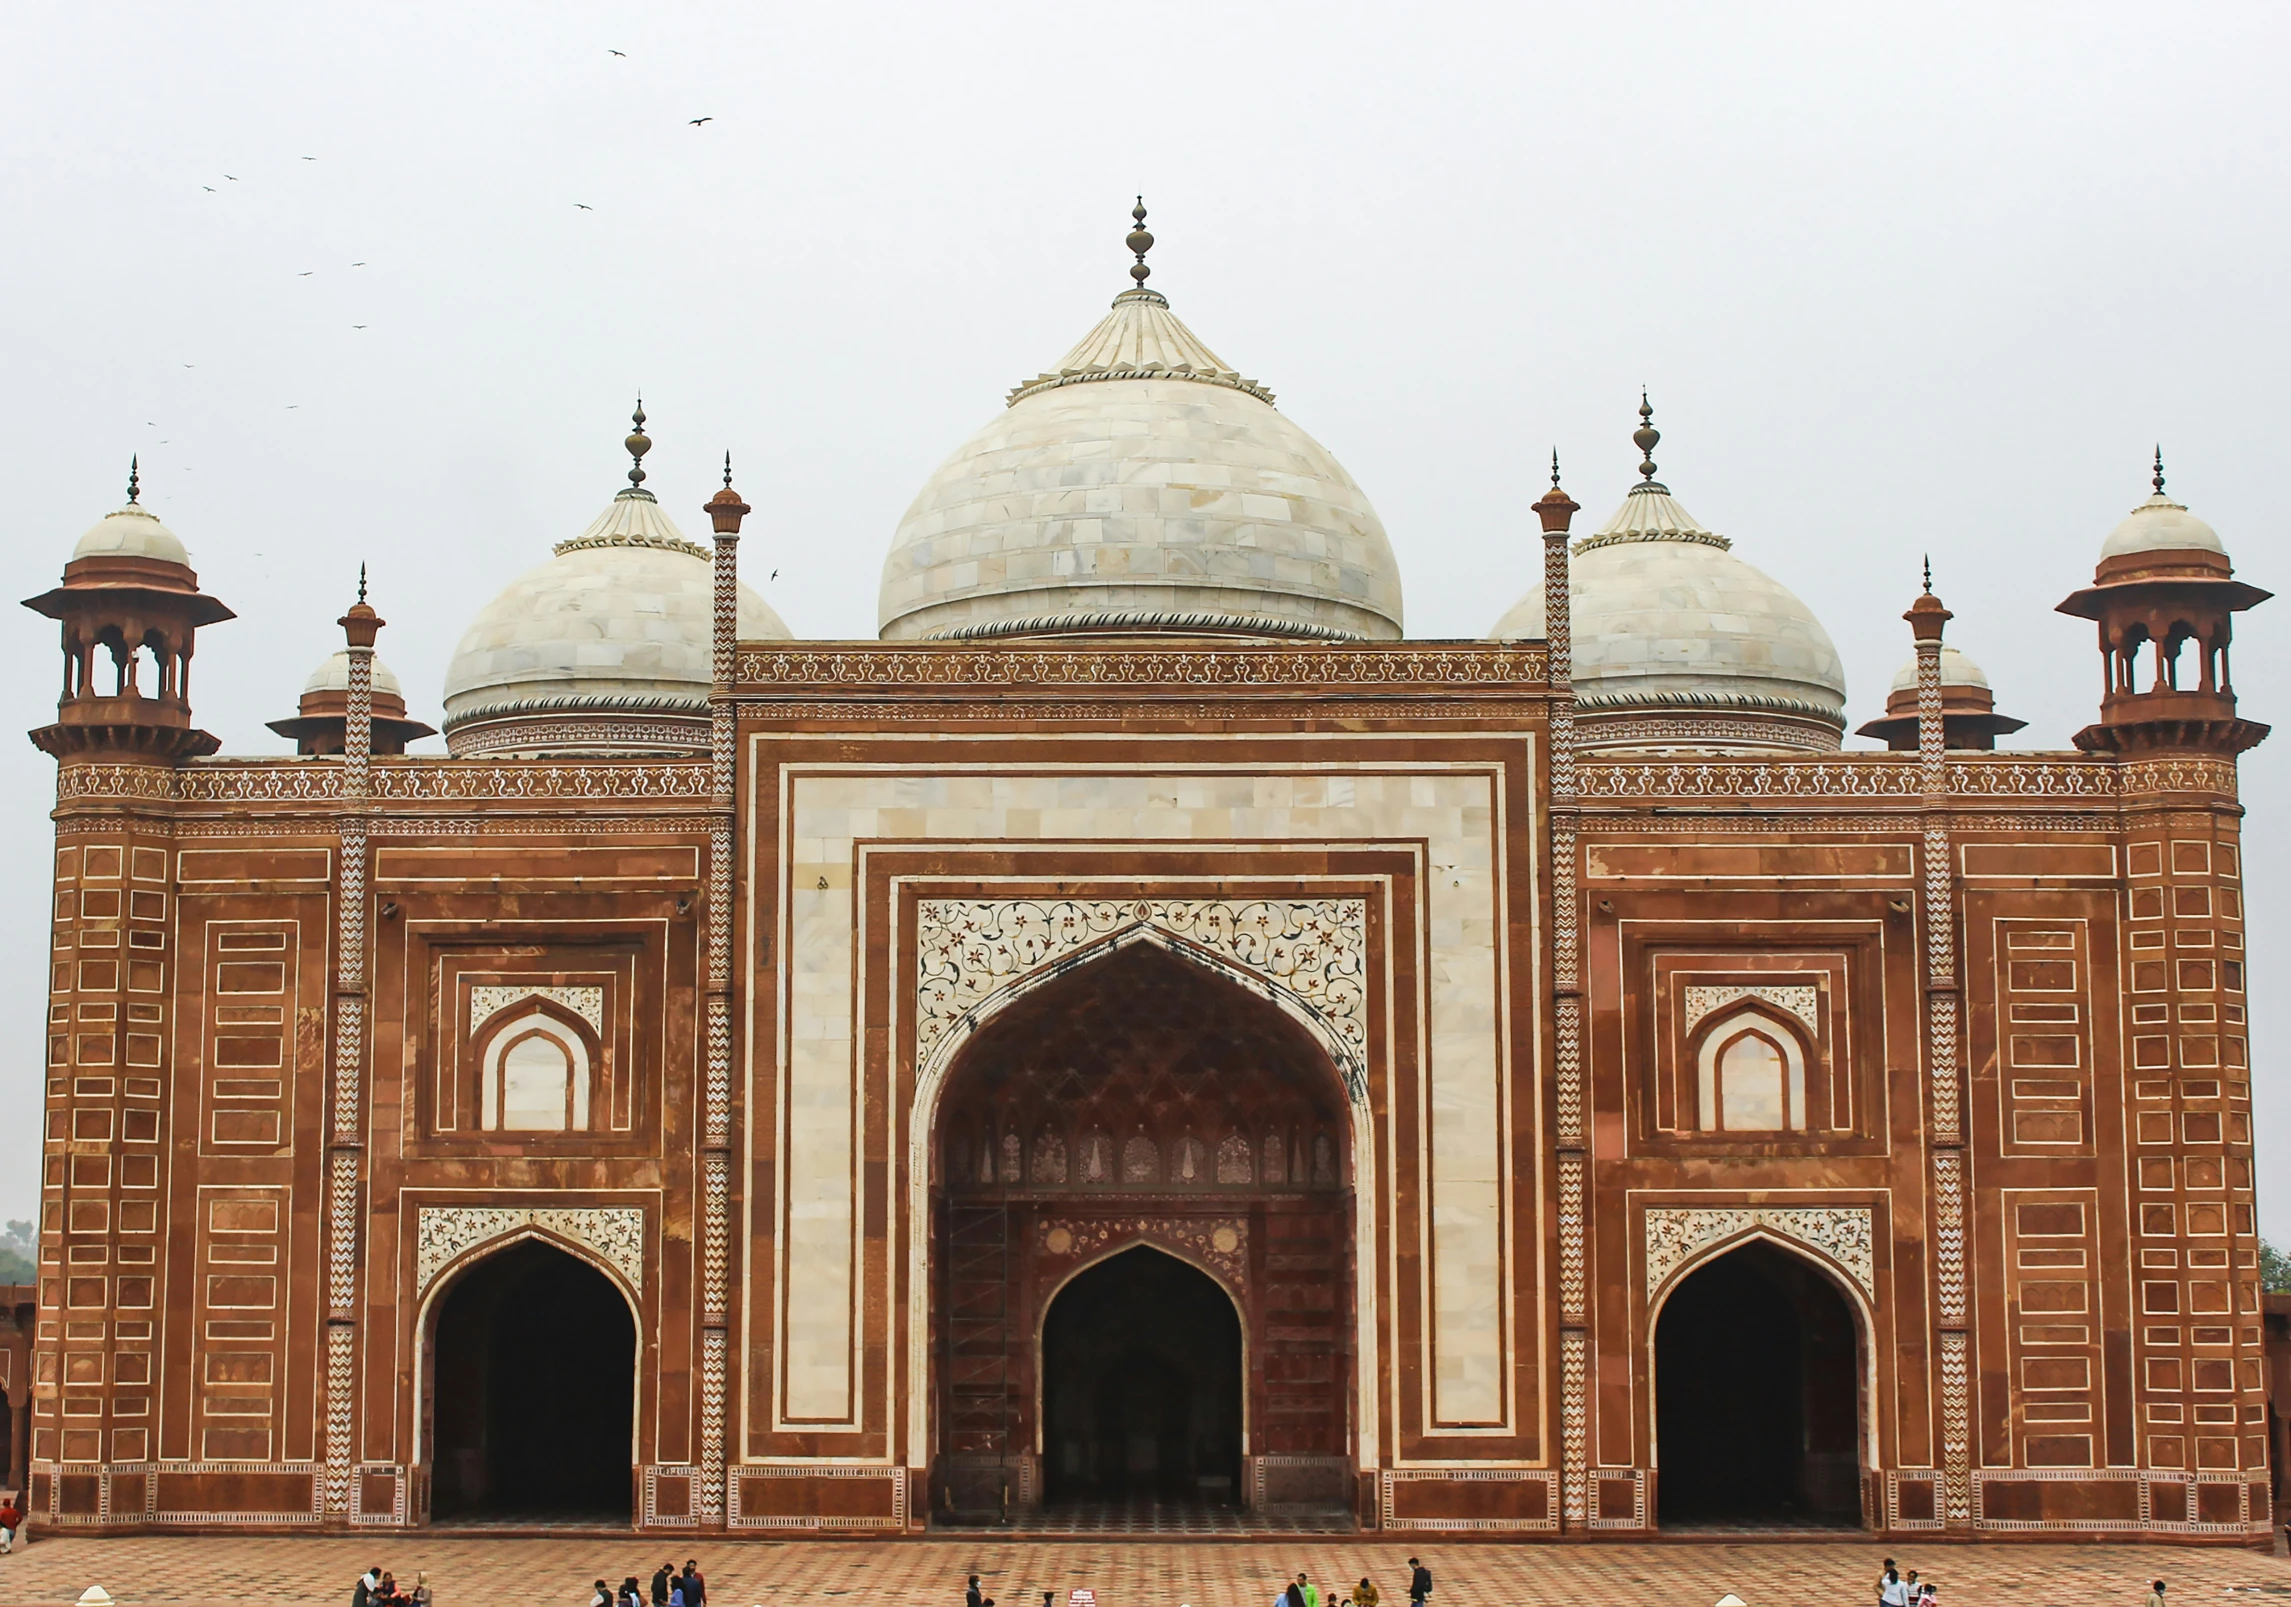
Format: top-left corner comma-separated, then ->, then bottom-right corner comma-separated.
878,207 -> 1403,642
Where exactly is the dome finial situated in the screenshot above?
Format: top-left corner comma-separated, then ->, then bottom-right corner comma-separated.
625,396 -> 650,491
2152,444 -> 2166,496
357,561 -> 368,605
1922,553 -> 1933,594
126,454 -> 140,505
1550,449 -> 1562,489
1126,196 -> 1154,290
1633,390 -> 1660,482
722,451 -> 734,489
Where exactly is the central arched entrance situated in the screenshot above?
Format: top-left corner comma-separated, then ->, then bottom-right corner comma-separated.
930,938 -> 1355,1522
428,1238 -> 636,1523
1042,1245 -> 1242,1503
1653,1239 -> 1863,1528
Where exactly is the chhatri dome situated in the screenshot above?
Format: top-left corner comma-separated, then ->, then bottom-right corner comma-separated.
1489,399 -> 1847,753
442,407 -> 792,757
879,202 -> 1403,642
71,457 -> 191,566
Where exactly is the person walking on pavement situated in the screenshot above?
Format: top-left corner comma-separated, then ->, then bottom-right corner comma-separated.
968,1576 -> 996,1607
1408,1559 -> 1432,1607
653,1564 -> 677,1607
1353,1578 -> 1381,1607
1881,1565 -> 1910,1607
1281,1579 -> 1306,1607
0,1493 -> 22,1555
2147,1582 -> 2167,1607
680,1559 -> 707,1607
1298,1575 -> 1319,1607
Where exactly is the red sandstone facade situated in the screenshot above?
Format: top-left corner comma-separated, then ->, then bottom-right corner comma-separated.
14,470 -> 2277,1545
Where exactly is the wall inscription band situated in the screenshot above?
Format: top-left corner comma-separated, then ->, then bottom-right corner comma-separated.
414,1205 -> 647,1297
1642,1206 -> 1876,1302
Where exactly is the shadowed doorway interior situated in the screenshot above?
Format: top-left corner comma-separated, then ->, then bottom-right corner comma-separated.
1654,1239 -> 1862,1528
430,1239 -> 635,1523
1042,1245 -> 1242,1505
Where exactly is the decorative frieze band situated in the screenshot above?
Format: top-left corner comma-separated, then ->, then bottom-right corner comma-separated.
1679,983 -> 1819,1035
413,1205 -> 647,1298
469,985 -> 604,1034
737,644 -> 1550,690
1643,1205 -> 1876,1303
916,898 -> 1368,1103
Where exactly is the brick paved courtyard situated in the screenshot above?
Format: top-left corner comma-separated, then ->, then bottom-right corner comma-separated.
0,1533 -> 2287,1607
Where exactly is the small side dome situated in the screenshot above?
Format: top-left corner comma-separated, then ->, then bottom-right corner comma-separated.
1487,400 -> 1845,753
74,504 -> 191,566
441,406 -> 794,758
2102,453 -> 2223,559
1859,637 -> 2024,752
271,643 -> 436,756
305,648 -> 406,701
1888,644 -> 1988,693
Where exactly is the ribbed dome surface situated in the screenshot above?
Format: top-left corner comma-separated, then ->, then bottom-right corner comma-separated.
443,487 -> 790,734
880,285 -> 1402,643
1489,477 -> 1846,737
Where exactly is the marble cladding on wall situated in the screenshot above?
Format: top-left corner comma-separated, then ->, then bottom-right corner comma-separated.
771,763 -> 1512,1429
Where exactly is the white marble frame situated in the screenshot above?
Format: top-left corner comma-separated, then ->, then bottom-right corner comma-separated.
744,740 -> 1540,1458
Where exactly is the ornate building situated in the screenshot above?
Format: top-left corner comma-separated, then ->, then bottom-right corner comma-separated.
14,214 -> 2276,1542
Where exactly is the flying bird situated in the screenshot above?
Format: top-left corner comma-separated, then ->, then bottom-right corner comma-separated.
182,364 -> 194,369
608,48 -> 625,55
224,174 -> 238,181
352,324 -> 367,329
688,117 -> 712,126
302,155 -> 316,161
351,261 -> 366,266
298,271 -> 314,277
202,185 -> 215,192
575,203 -> 593,210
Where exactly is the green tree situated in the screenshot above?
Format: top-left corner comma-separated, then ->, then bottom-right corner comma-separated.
2263,1238 -> 2291,1294
0,1218 -> 33,1284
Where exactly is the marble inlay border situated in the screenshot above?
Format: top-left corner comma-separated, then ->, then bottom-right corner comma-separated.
1643,1205 -> 1875,1303
468,984 -> 604,1035
915,898 -> 1368,1103
1679,983 -> 1820,1035
414,1205 -> 646,1297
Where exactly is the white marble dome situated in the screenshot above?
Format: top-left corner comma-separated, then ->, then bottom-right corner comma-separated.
1887,643 -> 1989,693
879,281 -> 1402,642
1489,458 -> 1846,751
442,483 -> 791,749
305,648 -> 406,700
73,502 -> 189,566
2101,489 -> 2223,559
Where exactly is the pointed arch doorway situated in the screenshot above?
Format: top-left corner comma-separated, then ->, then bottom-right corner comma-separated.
1653,1239 -> 1865,1528
426,1238 -> 637,1523
1041,1245 -> 1243,1502
929,939 -> 1356,1521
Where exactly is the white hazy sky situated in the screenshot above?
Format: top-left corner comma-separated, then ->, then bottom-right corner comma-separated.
4,1 -> 2287,1233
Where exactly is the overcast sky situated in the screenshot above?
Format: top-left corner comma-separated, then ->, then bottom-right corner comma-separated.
4,1 -> 2287,1234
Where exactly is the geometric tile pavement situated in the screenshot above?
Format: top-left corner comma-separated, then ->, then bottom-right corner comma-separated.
0,1531 -> 2285,1607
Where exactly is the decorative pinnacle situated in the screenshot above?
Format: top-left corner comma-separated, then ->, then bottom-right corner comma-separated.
1633,390 -> 1660,482
723,451 -> 734,489
625,397 -> 650,489
1126,197 -> 1154,290
1550,449 -> 1562,489
358,561 -> 368,605
704,452 -> 751,535
2153,444 -> 2166,495
126,455 -> 141,505
339,563 -> 383,644
1922,554 -> 1932,594
1532,449 -> 1580,534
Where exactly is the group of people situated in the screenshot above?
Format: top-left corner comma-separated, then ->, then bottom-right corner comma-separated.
351,1568 -> 431,1607
1276,1559 -> 1435,1607
591,1559 -> 710,1607
1878,1559 -> 1937,1607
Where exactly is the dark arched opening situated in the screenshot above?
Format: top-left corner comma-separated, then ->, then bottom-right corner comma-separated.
1654,1239 -> 1862,1528
1042,1245 -> 1242,1505
429,1239 -> 635,1523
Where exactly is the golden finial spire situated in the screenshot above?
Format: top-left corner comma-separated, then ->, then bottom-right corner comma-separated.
625,397 -> 650,491
1126,197 -> 1154,290
126,454 -> 141,505
2152,444 -> 2166,496
1633,390 -> 1660,483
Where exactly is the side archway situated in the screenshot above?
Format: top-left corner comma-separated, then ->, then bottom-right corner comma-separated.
421,1237 -> 638,1523
1650,1237 -> 1868,1528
